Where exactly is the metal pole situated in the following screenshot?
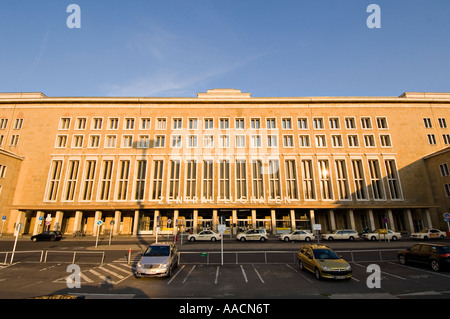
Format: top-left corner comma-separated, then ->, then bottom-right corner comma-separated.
221,235 -> 224,266
95,225 -> 100,248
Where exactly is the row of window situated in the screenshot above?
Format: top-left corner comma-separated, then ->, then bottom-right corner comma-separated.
0,118 -> 23,130
423,117 -> 448,129
45,157 -> 403,203
54,133 -> 394,149
0,135 -> 19,147
57,116 -> 392,131
427,133 -> 450,145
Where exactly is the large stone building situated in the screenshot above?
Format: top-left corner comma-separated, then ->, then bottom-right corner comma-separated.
0,89 -> 449,237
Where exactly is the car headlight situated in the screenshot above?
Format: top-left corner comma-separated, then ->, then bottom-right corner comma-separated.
321,265 -> 332,271
161,262 -> 170,269
346,265 -> 352,271
137,262 -> 142,268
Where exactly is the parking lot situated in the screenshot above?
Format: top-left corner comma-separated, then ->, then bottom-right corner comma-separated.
1,246 -> 450,299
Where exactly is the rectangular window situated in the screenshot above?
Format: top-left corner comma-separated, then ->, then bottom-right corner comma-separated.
364,135 -> 376,147
318,160 -> 333,200
283,135 -> 294,147
266,118 -> 276,129
423,118 -> 432,128
89,135 -> 100,148
171,135 -> 182,148
251,135 -> 262,148
220,118 -> 229,130
204,118 -> 214,130
439,163 -> 449,177
299,135 -> 310,147
116,160 -> 130,200
124,118 -> 135,130
427,134 -> 437,145
329,117 -> 340,129
348,135 -> 359,147
47,160 -> 63,201
0,165 -> 6,178
315,135 -> 326,147
138,135 -> 150,148
236,160 -> 247,199
109,118 -> 119,130
251,118 -> 260,129
301,160 -> 315,200
204,135 -> 214,148
157,118 -> 167,130
443,134 -> 450,145
168,160 -> 180,199
368,159 -> 385,200
285,160 -> 298,200
135,160 -> 147,201
105,135 -> 117,148
82,160 -> 97,201
445,184 -> 450,197
0,119 -> 8,130
268,160 -> 281,199
298,118 -> 308,129
203,160 -> 213,200
14,118 -> 24,130
236,135 -> 245,148
235,118 -> 244,130
345,117 -> 356,129
92,118 -> 103,130
173,118 -> 182,130
376,117 -> 388,129
56,135 -> 68,148
59,118 -> 71,130
361,117 -> 372,129
72,135 -> 84,148
185,160 -> 197,199
99,160 -> 114,201
335,160 -> 350,200
385,159 -> 402,200
380,134 -> 392,147
10,135 -> 19,146
267,135 -> 278,148
187,135 -> 197,148
351,159 -> 367,200
282,118 -> 292,129
313,118 -> 324,130
438,118 -> 447,129
188,118 -> 198,130
152,160 -> 164,200
219,135 -> 229,148
141,118 -> 151,130
331,135 -> 343,147
155,135 -> 165,147
252,160 -> 264,198
219,160 -> 230,200
64,160 -> 79,201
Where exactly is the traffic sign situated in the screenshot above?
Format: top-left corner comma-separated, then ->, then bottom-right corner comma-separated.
97,220 -> 103,226
443,213 -> 450,219
218,224 -> 226,234
1,216 -> 6,221
313,224 -> 322,231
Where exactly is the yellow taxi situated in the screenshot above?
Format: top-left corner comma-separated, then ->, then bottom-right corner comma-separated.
297,244 -> 352,280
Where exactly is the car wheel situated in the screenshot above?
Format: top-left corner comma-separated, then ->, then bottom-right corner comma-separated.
305,237 -> 311,242
423,236 -> 428,240
167,267 -> 173,278
328,237 -> 334,241
32,237 -> 37,242
211,237 -> 216,242
370,236 -> 377,241
315,268 -> 322,280
430,260 -> 440,272
398,254 -> 407,265
440,235 -> 445,239
284,237 -> 290,242
189,237 -> 195,242
392,236 -> 398,241
240,237 -> 246,242
260,237 -> 266,242
349,236 -> 355,241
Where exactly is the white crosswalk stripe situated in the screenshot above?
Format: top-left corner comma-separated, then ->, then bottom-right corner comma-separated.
53,262 -> 133,285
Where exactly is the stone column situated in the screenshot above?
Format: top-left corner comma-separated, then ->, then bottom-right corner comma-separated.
329,210 -> 336,231
251,210 -> 257,229
114,210 -> 121,235
132,210 -> 139,236
33,211 -> 45,235
193,210 -> 198,234
387,209 -> 395,231
73,211 -> 83,234
349,209 -> 356,230
271,210 -> 277,235
94,211 -> 102,236
232,210 -> 237,236
368,209 -> 376,231
54,211 -> 64,232
290,210 -> 296,231
424,209 -> 433,228
153,210 -> 160,234
309,209 -> 315,229
406,209 -> 415,234
212,210 -> 218,232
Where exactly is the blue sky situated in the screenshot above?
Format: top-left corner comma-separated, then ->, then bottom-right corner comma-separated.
1,0 -> 449,98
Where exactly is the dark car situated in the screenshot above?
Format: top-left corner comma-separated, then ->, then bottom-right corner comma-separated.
397,243 -> 450,271
31,231 -> 62,242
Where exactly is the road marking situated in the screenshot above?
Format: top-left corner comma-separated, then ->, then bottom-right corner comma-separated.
252,265 -> 265,283
353,263 -> 406,280
182,265 -> 196,284
108,263 -> 131,274
98,266 -> 124,279
167,265 -> 185,285
240,265 -> 248,283
89,269 -> 113,284
285,264 -> 314,283
215,266 -> 220,284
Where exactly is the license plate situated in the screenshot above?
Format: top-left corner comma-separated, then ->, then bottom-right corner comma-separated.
334,275 -> 346,279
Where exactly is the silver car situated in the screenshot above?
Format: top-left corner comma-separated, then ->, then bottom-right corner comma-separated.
134,242 -> 179,278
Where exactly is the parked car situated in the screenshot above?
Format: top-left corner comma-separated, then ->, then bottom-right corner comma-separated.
297,244 -> 352,280
279,230 -> 315,242
236,228 -> 268,242
410,228 -> 447,240
134,242 -> 179,278
397,243 -> 450,271
187,230 -> 222,242
31,231 -> 62,242
321,229 -> 359,241
362,229 -> 402,241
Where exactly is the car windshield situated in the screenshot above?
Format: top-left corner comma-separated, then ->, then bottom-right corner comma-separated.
437,246 -> 450,254
313,249 -> 341,260
143,246 -> 170,257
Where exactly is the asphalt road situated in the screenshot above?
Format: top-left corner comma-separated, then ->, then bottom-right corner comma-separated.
0,235 -> 449,304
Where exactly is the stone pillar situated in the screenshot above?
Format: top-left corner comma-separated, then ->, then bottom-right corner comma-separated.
73,211 -> 83,234
212,210 -> 218,232
232,210 -> 237,236
424,209 -> 433,228
329,210 -> 336,231
290,210 -> 296,231
387,209 -> 395,231
132,210 -> 139,236
368,209 -> 376,231
271,210 -> 277,235
310,209 -> 315,229
193,210 -> 198,234
153,210 -> 160,234
173,210 -> 179,235
114,210 -> 121,235
54,211 -> 64,232
349,209 -> 356,230
251,210 -> 257,229
33,211 -> 45,235
406,209 -> 415,234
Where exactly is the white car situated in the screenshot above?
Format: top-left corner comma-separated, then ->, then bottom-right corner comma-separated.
236,229 -> 268,242
410,228 -> 447,240
362,229 -> 402,241
321,229 -> 359,241
279,230 -> 315,242
188,230 -> 222,242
